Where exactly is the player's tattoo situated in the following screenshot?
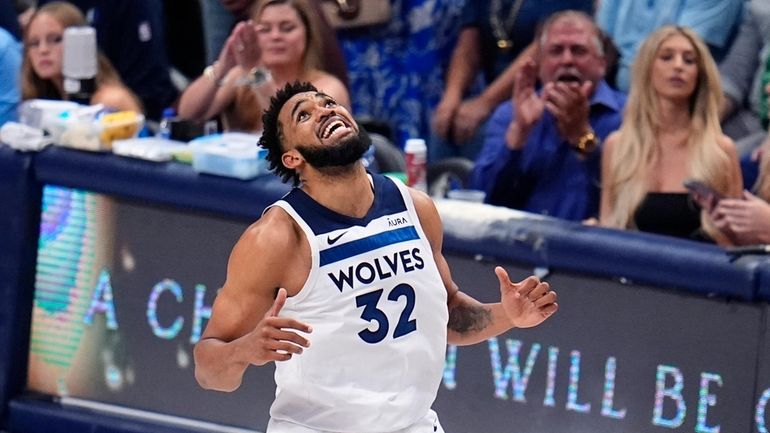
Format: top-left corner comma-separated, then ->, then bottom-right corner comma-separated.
448,304 -> 492,334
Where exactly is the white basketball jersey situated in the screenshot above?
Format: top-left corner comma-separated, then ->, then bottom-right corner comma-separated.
266,174 -> 448,432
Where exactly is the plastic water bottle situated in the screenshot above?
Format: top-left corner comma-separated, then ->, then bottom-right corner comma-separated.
404,138 -> 427,192
158,107 -> 175,139
62,26 -> 97,105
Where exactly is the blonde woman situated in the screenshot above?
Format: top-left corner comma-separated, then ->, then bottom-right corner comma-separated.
599,26 -> 742,244
178,0 -> 349,133
21,2 -> 141,112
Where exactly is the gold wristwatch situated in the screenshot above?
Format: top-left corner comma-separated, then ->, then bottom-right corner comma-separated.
574,129 -> 599,155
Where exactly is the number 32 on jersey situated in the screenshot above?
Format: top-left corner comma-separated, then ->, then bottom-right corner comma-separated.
355,283 -> 417,344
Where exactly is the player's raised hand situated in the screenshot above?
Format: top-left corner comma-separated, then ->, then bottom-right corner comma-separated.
246,288 -> 312,365
495,266 -> 558,329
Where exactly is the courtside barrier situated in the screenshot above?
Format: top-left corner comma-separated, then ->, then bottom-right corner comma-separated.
0,146 -> 39,425
0,147 -> 768,433
439,200 -> 759,300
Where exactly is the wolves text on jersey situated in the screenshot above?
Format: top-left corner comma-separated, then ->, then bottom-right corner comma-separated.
327,248 -> 424,292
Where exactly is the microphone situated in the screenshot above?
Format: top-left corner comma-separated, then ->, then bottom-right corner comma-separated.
62,26 -> 97,105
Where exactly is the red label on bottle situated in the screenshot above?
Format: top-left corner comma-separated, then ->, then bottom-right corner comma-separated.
405,152 -> 427,191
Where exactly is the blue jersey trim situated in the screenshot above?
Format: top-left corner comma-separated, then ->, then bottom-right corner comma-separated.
282,174 -> 407,235
320,226 -> 419,266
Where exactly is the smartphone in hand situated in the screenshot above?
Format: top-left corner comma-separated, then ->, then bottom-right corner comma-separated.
683,179 -> 724,210
683,179 -> 724,200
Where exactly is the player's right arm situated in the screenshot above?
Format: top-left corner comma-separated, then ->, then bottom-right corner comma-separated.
193,209 -> 312,392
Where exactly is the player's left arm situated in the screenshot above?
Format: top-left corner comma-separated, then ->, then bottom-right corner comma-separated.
409,189 -> 558,346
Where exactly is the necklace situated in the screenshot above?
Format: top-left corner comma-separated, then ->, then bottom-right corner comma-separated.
490,0 -> 525,51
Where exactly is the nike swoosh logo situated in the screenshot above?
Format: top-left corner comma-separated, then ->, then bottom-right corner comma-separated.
327,231 -> 348,245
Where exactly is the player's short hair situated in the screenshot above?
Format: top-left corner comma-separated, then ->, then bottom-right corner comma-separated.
259,81 -> 318,185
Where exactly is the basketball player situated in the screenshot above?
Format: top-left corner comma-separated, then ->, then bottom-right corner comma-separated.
193,82 -> 559,432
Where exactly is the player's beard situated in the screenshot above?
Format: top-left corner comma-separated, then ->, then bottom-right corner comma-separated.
296,128 -> 372,170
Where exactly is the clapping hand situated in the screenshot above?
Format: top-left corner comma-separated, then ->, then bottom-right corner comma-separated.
513,59 -> 545,132
543,80 -> 593,145
506,59 -> 544,150
219,20 -> 261,73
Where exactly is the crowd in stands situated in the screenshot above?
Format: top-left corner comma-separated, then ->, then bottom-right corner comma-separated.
431,0 -> 593,162
2,0 -> 770,247
719,0 -> 770,156
469,11 -> 625,221
177,0 -> 349,133
21,2 -> 141,113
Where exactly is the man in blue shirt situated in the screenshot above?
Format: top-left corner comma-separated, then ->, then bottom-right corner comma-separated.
469,11 -> 626,221
431,0 -> 593,162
